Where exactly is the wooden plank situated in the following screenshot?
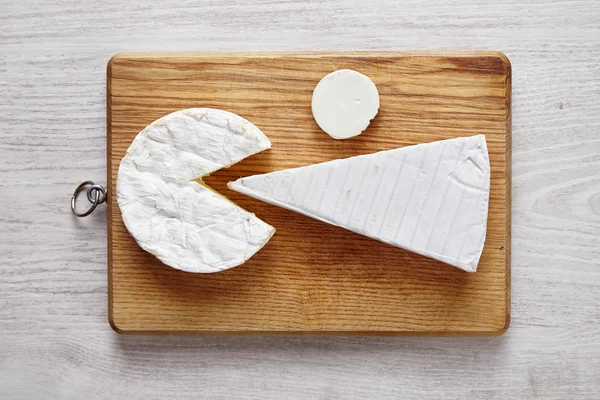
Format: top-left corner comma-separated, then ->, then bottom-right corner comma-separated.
107,52 -> 511,335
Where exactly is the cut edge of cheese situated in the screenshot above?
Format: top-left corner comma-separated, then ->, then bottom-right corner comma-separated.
228,135 -> 490,272
116,108 -> 275,273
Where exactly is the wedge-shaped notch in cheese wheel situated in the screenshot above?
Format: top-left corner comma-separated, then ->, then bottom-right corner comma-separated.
229,135 -> 490,272
117,108 -> 275,273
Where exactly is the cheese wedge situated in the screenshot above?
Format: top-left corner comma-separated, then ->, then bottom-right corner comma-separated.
229,135 -> 490,272
117,108 -> 275,273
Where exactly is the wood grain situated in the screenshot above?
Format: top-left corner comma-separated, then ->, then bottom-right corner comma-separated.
2,0 -> 600,398
107,52 -> 511,335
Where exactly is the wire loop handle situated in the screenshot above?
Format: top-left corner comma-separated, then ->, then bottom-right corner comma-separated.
71,181 -> 107,217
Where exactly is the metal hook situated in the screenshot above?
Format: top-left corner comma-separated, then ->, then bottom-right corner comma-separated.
86,184 -> 107,205
71,181 -> 107,217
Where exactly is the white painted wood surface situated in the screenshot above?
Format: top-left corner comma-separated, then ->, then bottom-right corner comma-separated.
1,0 -> 599,398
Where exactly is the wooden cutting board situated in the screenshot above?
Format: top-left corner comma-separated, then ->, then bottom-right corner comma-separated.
107,52 -> 511,335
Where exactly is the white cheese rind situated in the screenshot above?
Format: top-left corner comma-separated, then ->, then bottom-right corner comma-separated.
311,69 -> 380,139
229,135 -> 490,272
117,108 -> 275,273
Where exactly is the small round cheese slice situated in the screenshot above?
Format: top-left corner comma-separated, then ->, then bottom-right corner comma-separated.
116,108 -> 275,273
311,69 -> 380,139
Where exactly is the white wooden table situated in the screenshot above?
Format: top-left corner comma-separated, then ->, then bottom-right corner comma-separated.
1,1 -> 599,398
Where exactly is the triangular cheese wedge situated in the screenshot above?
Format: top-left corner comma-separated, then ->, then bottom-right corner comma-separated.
229,135 -> 490,272
117,108 -> 275,273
